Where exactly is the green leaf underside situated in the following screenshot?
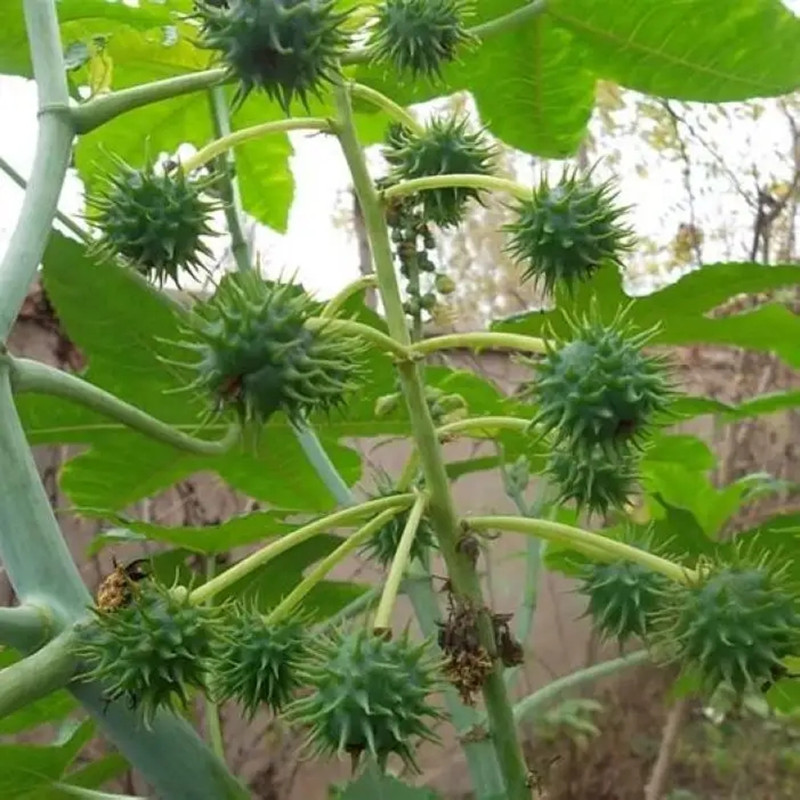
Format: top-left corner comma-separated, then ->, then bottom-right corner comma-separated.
547,0 -> 800,101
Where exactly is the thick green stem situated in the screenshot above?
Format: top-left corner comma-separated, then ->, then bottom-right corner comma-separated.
382,174 -> 530,205
512,650 -> 650,726
0,628 -> 78,720
0,1 -> 74,341
8,356 -> 240,456
267,508 -> 399,624
0,367 -> 89,617
320,275 -> 378,319
466,516 -> 693,583
306,316 -> 411,359
0,155 -> 87,242
411,332 -> 547,358
0,605 -> 52,651
191,495 -> 414,604
182,117 -> 332,175
373,493 -> 427,632
333,79 -> 532,800
350,83 -> 424,134
208,86 -> 252,274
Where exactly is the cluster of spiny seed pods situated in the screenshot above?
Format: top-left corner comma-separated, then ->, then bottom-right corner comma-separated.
79,570 -> 443,770
575,535 -> 800,699
77,0 -> 800,768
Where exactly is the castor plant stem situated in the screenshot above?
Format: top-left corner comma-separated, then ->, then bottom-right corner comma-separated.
266,508 -> 402,625
190,495 -> 415,605
208,86 -> 252,274
320,275 -> 379,318
350,82 -> 425,135
305,316 -> 411,359
332,78 -> 533,800
0,628 -> 79,721
466,516 -> 694,583
180,118 -> 333,175
381,174 -> 531,205
511,649 -> 650,726
7,356 -> 240,456
0,605 -> 53,651
0,2 -> 73,342
291,422 -> 355,506
410,331 -> 548,358
373,492 -> 428,633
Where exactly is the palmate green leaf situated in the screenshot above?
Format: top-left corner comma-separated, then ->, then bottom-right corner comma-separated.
87,508 -> 296,554
0,719 -> 94,799
494,263 -> 800,367
352,0 -> 595,157
547,0 -> 800,101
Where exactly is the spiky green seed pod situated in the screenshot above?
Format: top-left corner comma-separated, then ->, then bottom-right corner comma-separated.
77,583 -> 217,727
361,474 -> 435,567
657,560 -> 800,694
209,606 -> 306,717
384,116 -> 496,228
87,156 -> 220,287
524,306 -> 673,456
286,628 -> 442,770
504,169 -> 633,296
196,0 -> 351,112
547,443 -> 639,515
179,271 -> 364,426
579,560 -> 668,643
368,0 -> 475,80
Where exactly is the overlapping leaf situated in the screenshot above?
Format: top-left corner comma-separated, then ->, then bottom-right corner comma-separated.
494,262 -> 800,367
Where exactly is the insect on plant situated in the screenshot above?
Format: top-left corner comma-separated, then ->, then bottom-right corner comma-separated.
2,1 -> 800,799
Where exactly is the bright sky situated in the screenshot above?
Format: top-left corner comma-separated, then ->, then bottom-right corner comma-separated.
1,1 -> 799,304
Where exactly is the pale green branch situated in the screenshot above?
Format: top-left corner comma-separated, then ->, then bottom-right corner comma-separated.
512,650 -> 650,726
190,495 -> 415,605
8,356 -> 240,456
466,516 -> 694,584
0,628 -> 77,721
